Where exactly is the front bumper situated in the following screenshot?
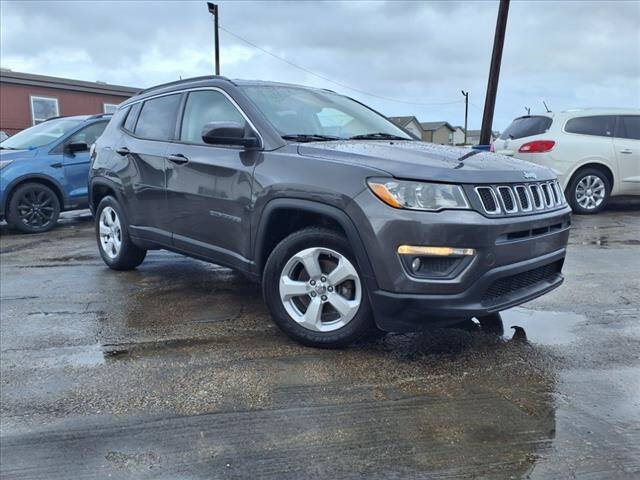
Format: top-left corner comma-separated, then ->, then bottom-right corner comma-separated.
349,189 -> 571,331
370,248 -> 565,331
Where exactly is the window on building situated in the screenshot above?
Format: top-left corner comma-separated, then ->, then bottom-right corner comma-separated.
180,90 -> 245,144
30,96 -> 59,125
103,103 -> 118,114
134,94 -> 182,141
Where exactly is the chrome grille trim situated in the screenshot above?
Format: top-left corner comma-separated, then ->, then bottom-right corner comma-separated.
514,185 -> 532,212
475,181 -> 566,216
474,187 -> 501,214
497,187 -> 518,213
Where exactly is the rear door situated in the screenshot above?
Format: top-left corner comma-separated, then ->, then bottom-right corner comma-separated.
613,115 -> 640,194
166,88 -> 259,266
494,115 -> 553,156
61,121 -> 108,206
117,93 -> 182,243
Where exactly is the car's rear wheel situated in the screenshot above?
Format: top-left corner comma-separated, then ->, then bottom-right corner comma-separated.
263,228 -> 376,348
567,168 -> 610,214
8,182 -> 60,233
95,196 -> 146,270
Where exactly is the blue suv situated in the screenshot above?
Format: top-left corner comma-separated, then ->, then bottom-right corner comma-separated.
0,114 -> 110,233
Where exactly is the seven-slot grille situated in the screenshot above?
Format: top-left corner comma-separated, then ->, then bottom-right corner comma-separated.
474,180 -> 565,216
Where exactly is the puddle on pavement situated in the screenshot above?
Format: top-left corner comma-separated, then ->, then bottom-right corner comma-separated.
499,308 -> 586,346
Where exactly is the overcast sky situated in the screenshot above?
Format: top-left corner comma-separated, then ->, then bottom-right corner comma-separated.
1,0 -> 639,130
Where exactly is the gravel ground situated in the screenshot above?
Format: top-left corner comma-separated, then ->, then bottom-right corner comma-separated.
1,199 -> 639,479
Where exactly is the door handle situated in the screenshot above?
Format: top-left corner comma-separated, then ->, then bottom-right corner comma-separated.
167,153 -> 189,164
50,162 -> 63,168
620,149 -> 633,154
115,147 -> 130,156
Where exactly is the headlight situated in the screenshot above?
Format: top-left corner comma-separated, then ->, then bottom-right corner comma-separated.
0,160 -> 14,170
368,178 -> 469,211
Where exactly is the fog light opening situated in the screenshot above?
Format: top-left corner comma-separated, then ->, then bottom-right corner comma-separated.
411,257 -> 422,272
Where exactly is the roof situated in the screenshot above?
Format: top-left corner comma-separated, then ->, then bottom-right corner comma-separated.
388,116 -> 420,128
420,121 -> 455,132
0,70 -> 139,97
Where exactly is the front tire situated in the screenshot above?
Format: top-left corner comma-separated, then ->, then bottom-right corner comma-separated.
566,168 -> 610,214
262,228 -> 375,348
8,183 -> 60,233
95,196 -> 146,270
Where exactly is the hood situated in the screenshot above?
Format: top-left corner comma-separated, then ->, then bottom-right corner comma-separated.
298,140 -> 555,183
0,149 -> 37,161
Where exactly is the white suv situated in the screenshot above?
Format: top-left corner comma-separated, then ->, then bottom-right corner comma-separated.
492,109 -> 639,214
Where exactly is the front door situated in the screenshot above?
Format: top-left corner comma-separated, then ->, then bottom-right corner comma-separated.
62,121 -> 108,207
614,115 -> 640,194
165,89 -> 259,267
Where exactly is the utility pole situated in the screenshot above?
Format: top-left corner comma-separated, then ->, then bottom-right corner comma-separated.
207,2 -> 220,75
461,90 -> 469,145
479,0 -> 510,146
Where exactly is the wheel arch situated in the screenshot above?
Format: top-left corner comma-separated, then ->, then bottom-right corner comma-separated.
89,177 -> 125,215
4,174 -> 66,213
565,162 -> 615,193
253,199 -> 376,283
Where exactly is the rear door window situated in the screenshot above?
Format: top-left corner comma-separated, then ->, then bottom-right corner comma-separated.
565,116 -> 615,137
134,94 -> 182,141
614,115 -> 640,140
499,116 -> 552,140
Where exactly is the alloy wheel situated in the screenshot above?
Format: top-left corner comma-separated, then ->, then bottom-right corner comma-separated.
279,247 -> 362,332
16,187 -> 56,229
99,206 -> 122,259
575,175 -> 605,210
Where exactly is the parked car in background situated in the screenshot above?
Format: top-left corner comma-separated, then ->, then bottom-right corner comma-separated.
0,114 -> 110,233
89,76 -> 570,348
493,109 -> 640,214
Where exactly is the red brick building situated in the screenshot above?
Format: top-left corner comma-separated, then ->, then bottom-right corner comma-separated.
0,70 -> 139,135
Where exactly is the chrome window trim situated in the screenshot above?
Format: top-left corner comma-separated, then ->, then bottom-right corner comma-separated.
119,86 -> 264,148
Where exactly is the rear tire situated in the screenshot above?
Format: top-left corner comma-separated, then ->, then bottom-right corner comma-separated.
95,196 -> 146,270
566,168 -> 610,214
263,227 -> 375,348
8,183 -> 60,234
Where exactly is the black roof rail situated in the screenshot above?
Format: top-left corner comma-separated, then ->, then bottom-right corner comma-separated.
42,115 -> 66,122
87,113 -> 113,120
135,75 -> 235,96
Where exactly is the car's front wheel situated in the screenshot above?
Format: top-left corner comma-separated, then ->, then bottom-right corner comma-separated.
95,196 -> 146,270
8,182 -> 60,233
566,168 -> 610,214
263,228 -> 376,348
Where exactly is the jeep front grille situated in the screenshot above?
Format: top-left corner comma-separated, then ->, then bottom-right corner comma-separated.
474,181 -> 565,216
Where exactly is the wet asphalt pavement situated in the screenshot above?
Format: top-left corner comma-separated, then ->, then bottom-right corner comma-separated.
1,200 -> 639,479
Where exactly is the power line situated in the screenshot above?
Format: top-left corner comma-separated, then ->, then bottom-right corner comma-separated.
218,25 -> 463,107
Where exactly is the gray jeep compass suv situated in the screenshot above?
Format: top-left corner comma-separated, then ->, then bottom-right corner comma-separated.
89,76 -> 571,347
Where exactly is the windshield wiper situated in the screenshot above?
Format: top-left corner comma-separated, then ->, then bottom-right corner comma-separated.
0,146 -> 19,150
348,132 -> 410,140
281,134 -> 342,143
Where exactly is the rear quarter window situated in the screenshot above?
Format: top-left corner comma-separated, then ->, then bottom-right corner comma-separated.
565,115 -> 615,137
499,116 -> 552,140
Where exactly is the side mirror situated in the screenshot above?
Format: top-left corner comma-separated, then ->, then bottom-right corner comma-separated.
201,122 -> 260,148
65,142 -> 89,154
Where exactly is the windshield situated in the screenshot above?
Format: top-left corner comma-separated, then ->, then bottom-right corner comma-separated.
0,118 -> 84,150
241,85 -> 413,141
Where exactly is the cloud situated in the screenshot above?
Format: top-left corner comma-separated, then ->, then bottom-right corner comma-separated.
1,0 -> 638,130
